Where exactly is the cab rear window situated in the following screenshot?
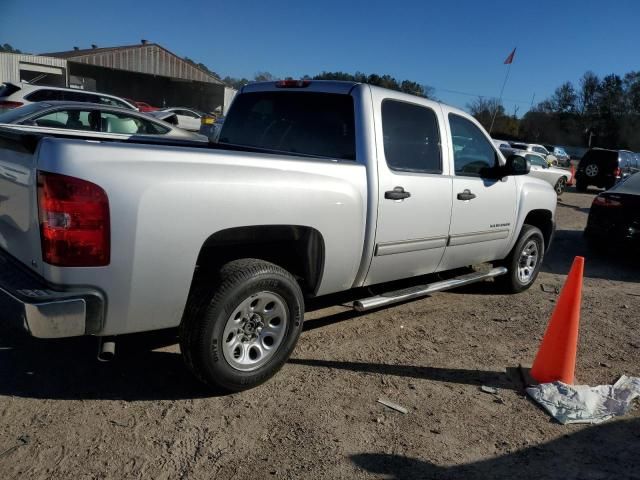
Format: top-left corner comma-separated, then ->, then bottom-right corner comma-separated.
219,92 -> 356,161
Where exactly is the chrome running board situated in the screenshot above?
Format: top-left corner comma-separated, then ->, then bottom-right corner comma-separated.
353,267 -> 508,312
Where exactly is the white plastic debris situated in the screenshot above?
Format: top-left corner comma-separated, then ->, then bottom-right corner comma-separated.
526,375 -> 640,424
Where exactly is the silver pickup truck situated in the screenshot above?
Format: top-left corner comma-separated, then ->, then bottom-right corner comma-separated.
0,80 -> 556,391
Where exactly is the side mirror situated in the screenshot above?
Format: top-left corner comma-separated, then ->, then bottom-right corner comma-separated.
21,119 -> 37,126
504,154 -> 530,176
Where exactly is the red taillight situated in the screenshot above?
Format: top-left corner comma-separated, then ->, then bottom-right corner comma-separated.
592,196 -> 622,208
275,79 -> 311,88
0,100 -> 24,109
614,167 -> 622,177
37,171 -> 110,267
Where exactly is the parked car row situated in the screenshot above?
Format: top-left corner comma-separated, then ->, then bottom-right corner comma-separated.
492,139 -> 576,167
0,81 -> 216,133
0,101 -> 208,143
0,82 -> 137,110
493,141 -> 571,194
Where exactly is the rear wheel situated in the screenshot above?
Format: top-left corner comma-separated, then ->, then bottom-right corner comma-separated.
180,259 -> 304,392
554,177 -> 567,195
585,163 -> 599,178
496,225 -> 545,293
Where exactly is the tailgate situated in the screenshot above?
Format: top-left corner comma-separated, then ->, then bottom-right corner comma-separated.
0,126 -> 43,273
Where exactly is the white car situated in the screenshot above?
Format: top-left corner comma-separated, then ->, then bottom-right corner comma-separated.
492,138 -> 512,150
511,142 -> 558,166
0,82 -> 137,112
520,151 -> 572,194
0,101 -> 208,143
160,107 -> 205,131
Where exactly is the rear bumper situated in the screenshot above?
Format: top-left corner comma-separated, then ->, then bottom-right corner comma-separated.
0,249 -> 105,338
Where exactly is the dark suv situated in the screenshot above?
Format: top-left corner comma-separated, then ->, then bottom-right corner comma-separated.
575,148 -> 638,192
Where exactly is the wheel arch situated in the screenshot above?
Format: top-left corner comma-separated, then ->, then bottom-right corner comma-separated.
522,209 -> 554,251
191,225 -> 326,297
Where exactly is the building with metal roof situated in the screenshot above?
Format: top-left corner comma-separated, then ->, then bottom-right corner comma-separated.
43,41 -> 224,85
1,42 -> 233,114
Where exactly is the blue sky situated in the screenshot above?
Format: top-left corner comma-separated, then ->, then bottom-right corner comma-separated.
1,0 -> 638,113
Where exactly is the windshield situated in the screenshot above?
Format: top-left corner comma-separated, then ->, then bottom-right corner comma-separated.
219,91 -> 356,160
0,102 -> 50,123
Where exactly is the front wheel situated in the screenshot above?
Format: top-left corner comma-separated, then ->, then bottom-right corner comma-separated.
495,225 -> 545,293
180,259 -> 304,392
554,177 -> 567,195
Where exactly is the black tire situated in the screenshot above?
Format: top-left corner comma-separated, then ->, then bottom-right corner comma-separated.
554,177 -> 566,195
180,259 -> 304,392
495,225 -> 545,293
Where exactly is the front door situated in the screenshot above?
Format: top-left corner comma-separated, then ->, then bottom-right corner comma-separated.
437,112 -> 517,271
364,94 -> 453,286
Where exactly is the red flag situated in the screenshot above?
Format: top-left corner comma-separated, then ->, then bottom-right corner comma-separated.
504,48 -> 516,64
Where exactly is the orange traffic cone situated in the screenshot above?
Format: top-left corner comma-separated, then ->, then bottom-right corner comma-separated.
568,164 -> 576,186
530,256 -> 584,384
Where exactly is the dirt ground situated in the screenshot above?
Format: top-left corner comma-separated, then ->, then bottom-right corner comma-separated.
1,187 -> 639,480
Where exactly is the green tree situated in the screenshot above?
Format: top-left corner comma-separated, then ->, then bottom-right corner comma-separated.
467,97 -> 518,136
623,71 -> 640,114
578,71 -> 599,115
183,56 -> 220,79
254,71 -> 275,82
549,82 -> 577,113
312,71 -> 434,98
222,76 -> 249,90
0,43 -> 25,54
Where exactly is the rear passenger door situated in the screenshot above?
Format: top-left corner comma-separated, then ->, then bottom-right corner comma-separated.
437,112 -> 517,271
364,93 -> 453,286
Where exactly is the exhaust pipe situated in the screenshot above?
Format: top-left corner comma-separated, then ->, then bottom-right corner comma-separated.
97,337 -> 116,362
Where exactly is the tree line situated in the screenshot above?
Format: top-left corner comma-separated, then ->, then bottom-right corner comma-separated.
471,70 -> 640,150
223,71 -> 435,99
5,40 -> 638,149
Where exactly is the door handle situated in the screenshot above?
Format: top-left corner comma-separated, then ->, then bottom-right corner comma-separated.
457,189 -> 476,201
385,186 -> 411,200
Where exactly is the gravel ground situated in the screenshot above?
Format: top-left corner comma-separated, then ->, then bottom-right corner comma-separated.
1,188 -> 639,480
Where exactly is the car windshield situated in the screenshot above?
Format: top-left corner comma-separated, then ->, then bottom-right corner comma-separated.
0,102 -> 50,123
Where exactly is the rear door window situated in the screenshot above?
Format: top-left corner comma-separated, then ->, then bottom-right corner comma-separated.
219,91 -> 356,160
381,99 -> 441,173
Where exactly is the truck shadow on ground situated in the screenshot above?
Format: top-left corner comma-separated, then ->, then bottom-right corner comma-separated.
350,417 -> 640,479
287,358 -> 518,391
0,313 -> 213,401
0,312 -> 519,400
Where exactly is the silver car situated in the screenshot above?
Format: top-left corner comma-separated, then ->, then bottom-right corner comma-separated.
0,101 -> 208,142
